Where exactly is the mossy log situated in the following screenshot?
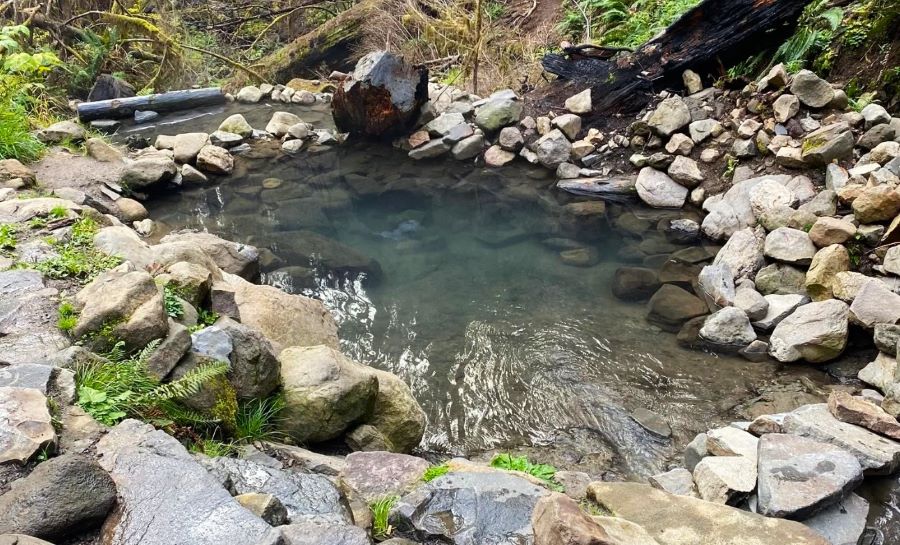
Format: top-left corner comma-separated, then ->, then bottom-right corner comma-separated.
541,0 -> 815,113
234,0 -> 382,87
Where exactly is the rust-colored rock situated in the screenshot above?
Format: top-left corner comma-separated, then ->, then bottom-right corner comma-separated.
828,390 -> 900,441
332,51 -> 428,138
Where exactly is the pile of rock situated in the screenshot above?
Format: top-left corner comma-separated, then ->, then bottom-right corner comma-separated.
234,79 -> 333,107
640,387 -> 900,545
605,64 -> 899,369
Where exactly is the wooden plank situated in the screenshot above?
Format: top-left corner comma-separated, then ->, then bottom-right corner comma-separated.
77,88 -> 227,121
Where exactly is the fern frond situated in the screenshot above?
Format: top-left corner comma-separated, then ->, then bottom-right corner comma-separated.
135,339 -> 162,367
141,360 -> 230,404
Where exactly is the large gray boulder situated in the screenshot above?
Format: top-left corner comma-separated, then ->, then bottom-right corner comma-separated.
696,263 -> 735,311
72,269 -> 168,352
390,471 -> 548,545
701,175 -> 792,240
161,231 -> 259,280
768,300 -> 849,363
699,307 -> 756,350
96,420 -> 280,545
0,454 -> 115,539
764,227 -> 817,266
333,51 -> 428,137
0,387 -> 55,464
122,153 -> 178,189
219,273 -> 339,353
756,434 -> 862,520
849,279 -> 900,329
648,96 -> 691,136
692,456 -> 756,504
364,368 -> 426,453
173,133 -> 210,163
790,70 -> 834,108
783,404 -> 900,474
212,317 -> 281,400
588,482 -> 829,545
474,97 -> 523,133
201,457 -> 352,524
801,124 -> 854,166
635,167 -> 687,208
534,129 -> 572,168
279,345 -> 378,444
712,227 -> 766,281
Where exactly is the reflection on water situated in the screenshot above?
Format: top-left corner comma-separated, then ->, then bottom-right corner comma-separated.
145,104 -> 827,480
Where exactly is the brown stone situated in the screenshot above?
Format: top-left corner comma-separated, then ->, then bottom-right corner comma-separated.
852,185 -> 900,224
532,493 -> 615,545
828,390 -> 900,441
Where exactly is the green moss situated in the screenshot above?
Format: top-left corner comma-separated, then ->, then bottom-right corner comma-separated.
801,136 -> 827,154
210,377 -> 239,433
423,463 -> 450,482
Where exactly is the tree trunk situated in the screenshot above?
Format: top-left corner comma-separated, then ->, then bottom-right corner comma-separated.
234,0 -> 382,87
542,0 -> 815,113
77,88 -> 226,121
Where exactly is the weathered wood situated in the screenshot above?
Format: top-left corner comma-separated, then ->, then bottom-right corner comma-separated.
76,88 -> 226,121
234,0 -> 382,87
542,0 -> 814,112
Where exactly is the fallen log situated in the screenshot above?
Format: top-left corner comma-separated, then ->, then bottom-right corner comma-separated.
542,0 -> 814,113
76,88 -> 227,121
232,0 -> 382,88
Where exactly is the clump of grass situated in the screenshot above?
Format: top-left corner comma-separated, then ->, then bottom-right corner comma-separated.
422,463 -> 450,482
30,216 -> 121,281
490,453 -> 563,491
57,301 -> 78,332
75,340 -> 230,426
0,95 -> 45,162
369,496 -> 399,541
49,205 -> 68,219
234,394 -> 285,442
190,437 -> 238,457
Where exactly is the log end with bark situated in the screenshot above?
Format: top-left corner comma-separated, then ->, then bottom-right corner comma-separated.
332,51 -> 429,138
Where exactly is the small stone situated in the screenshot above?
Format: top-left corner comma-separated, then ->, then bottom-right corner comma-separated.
805,244 -> 850,301
665,133 -> 694,155
861,103 -> 891,129
732,138 -> 757,159
852,185 -> 900,223
235,493 -> 288,526
790,70 -> 835,108
236,86 -> 264,103
497,127 -> 523,151
667,156 -> 704,188
684,433 -> 708,472
649,468 -> 697,497
648,96 -> 691,136
196,145 -> 234,175
689,119 -> 723,143
808,217 -> 855,247
829,391 -> 900,441
683,69 -> 702,94
630,407 -> 671,438
635,167 -> 688,208
482,144 -> 514,167
706,426 -> 759,461
764,227 -> 817,266
565,88 -> 592,114
773,94 -> 800,123
849,278 -> 900,328
752,293 -> 810,331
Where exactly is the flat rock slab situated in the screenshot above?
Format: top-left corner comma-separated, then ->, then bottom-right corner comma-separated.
391,471 -> 548,545
756,433 -> 862,520
0,364 -> 53,393
801,493 -> 868,545
782,404 -> 900,475
340,451 -> 429,503
96,420 -> 280,545
588,482 -> 829,545
0,387 -> 56,464
201,457 -> 351,524
278,521 -> 369,545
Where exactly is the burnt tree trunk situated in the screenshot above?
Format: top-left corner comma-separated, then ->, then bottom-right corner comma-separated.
542,0 -> 814,113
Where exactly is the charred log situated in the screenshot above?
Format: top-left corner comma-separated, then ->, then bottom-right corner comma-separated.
542,0 -> 814,113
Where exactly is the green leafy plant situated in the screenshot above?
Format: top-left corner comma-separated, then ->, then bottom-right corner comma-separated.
75,340 -> 230,426
190,309 -> 220,332
57,301 -> 78,332
30,216 -> 121,281
422,463 -> 450,482
370,496 -> 399,541
163,284 -> 185,319
0,223 -> 17,252
490,453 -> 563,490
234,394 -> 285,442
